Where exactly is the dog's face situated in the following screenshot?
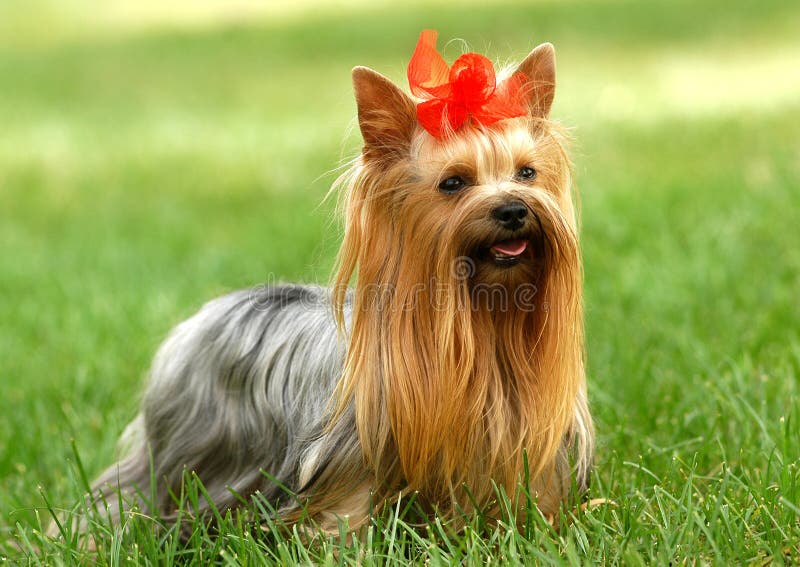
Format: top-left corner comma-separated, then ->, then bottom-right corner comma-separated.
403,120 -> 574,288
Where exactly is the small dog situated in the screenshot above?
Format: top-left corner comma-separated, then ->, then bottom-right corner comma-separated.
91,30 -> 593,532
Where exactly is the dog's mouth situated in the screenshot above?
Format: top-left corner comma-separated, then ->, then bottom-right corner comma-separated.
484,238 -> 531,267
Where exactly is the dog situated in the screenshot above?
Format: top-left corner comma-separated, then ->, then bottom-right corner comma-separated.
90,30 -> 594,533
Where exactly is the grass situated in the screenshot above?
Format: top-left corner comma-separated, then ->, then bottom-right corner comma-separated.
1,0 -> 799,563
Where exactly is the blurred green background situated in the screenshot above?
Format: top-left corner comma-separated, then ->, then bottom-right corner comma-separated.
1,0 -> 799,559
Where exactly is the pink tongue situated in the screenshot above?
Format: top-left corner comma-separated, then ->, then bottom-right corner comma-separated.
491,239 -> 528,256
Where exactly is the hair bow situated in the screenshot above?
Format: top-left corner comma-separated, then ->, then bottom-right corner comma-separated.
407,30 -> 529,140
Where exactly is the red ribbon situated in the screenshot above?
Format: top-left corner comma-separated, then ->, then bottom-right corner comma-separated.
407,30 -> 528,140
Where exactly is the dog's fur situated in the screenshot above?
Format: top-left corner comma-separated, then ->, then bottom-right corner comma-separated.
91,39 -> 593,532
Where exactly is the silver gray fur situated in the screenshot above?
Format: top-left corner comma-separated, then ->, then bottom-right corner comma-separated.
91,284 -> 360,524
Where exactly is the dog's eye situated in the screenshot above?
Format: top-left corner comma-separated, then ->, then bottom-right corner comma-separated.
516,166 -> 537,181
438,176 -> 466,194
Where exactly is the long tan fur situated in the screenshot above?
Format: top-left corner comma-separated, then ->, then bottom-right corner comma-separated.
328,43 -> 593,522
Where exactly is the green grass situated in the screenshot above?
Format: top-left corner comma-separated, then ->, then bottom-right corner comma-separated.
2,0 -> 799,563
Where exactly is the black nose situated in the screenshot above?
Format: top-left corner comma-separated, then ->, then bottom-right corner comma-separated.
491,201 -> 528,230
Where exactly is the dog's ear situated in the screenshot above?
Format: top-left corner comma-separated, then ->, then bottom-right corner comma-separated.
352,66 -> 417,160
515,43 -> 556,118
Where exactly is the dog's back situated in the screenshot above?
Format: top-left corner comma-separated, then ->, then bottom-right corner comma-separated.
91,285 -> 353,525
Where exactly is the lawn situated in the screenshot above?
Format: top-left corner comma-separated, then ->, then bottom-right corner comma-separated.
1,0 -> 799,563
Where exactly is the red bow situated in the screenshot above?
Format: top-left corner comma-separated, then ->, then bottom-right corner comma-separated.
407,30 -> 529,140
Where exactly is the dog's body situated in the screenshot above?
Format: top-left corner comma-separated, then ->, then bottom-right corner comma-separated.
91,31 -> 594,532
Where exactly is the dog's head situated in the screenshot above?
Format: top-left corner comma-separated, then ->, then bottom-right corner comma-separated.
337,38 -> 577,299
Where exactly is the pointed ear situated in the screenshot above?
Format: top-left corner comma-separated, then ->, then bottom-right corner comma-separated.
515,42 -> 556,118
352,66 -> 417,160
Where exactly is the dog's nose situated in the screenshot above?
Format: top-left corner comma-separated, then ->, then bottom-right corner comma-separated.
491,201 -> 528,230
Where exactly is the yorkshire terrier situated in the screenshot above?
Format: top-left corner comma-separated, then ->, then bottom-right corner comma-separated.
91,30 -> 594,533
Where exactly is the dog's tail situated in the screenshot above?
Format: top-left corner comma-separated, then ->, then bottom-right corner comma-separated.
86,416 -> 153,528
43,417 -> 151,542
